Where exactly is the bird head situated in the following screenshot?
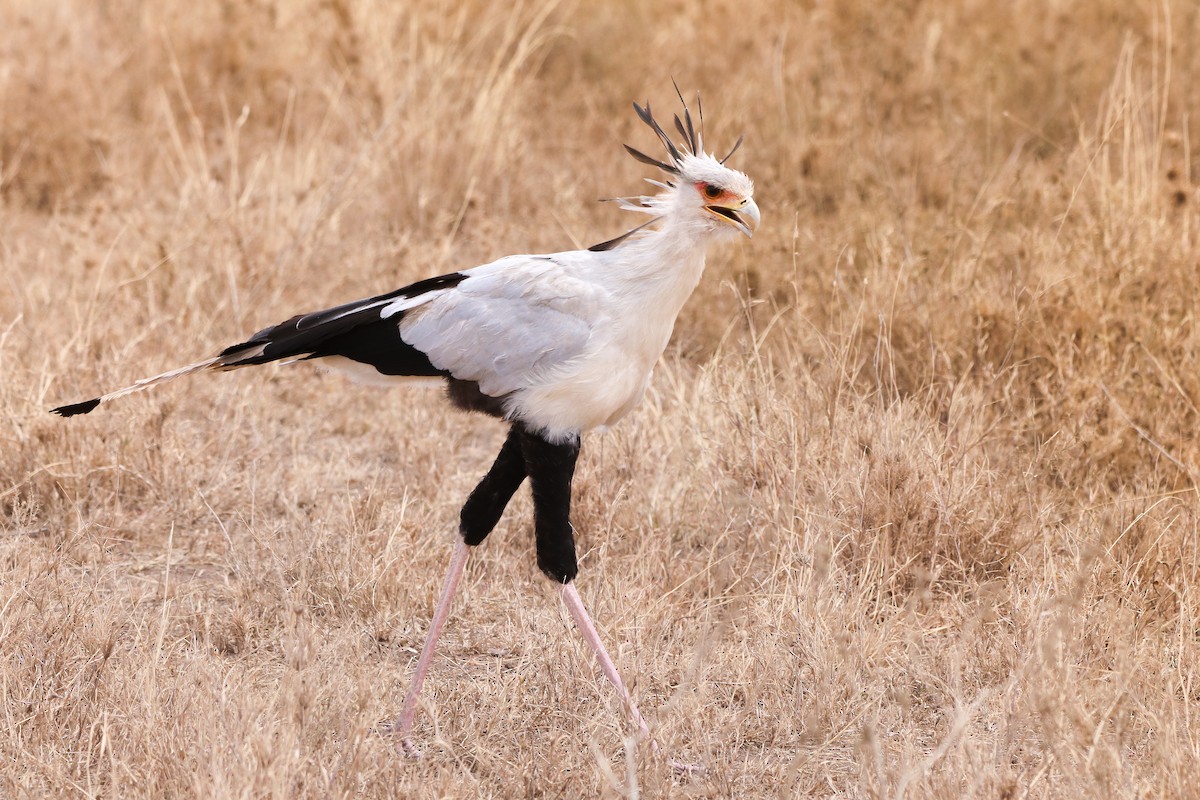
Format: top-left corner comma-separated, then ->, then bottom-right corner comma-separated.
619,91 -> 760,240
671,153 -> 759,239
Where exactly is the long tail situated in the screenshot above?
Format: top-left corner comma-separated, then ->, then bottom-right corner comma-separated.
51,357 -> 225,417
51,272 -> 464,418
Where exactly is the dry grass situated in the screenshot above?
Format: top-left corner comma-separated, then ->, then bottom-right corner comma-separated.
3,0 -> 1200,797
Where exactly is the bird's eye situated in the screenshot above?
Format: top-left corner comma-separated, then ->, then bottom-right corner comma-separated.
703,184 -> 723,199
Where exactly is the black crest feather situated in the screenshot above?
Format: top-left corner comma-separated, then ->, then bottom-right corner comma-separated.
671,80 -> 700,154
587,218 -> 656,252
623,87 -> 743,173
623,144 -> 679,175
633,101 -> 684,165
720,134 -> 744,164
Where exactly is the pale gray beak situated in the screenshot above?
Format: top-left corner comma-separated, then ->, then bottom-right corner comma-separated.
737,198 -> 761,238
707,197 -> 761,238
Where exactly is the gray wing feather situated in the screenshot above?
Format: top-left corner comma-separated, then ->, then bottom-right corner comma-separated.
398,261 -> 597,396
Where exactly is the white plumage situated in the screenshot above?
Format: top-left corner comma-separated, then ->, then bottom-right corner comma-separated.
53,92 -> 759,764
357,153 -> 754,440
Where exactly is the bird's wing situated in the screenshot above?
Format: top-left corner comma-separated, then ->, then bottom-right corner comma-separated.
218,272 -> 467,366
52,253 -> 601,417
398,255 -> 600,397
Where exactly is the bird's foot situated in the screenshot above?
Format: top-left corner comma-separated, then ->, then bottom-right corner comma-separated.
397,736 -> 423,759
667,756 -> 705,775
646,738 -> 704,775
378,718 -> 422,759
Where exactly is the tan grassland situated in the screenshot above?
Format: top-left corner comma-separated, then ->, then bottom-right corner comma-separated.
3,1 -> 1200,797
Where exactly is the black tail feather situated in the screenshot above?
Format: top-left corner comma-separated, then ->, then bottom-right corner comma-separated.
50,271 -> 467,417
52,398 -> 101,417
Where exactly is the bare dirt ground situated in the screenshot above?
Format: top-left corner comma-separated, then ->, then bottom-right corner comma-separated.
3,1 -> 1199,797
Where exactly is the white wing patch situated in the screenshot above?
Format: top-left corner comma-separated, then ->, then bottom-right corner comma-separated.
379,293 -> 438,319
399,258 -> 598,397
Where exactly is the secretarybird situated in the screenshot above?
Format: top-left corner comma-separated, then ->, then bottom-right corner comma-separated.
52,91 -> 759,757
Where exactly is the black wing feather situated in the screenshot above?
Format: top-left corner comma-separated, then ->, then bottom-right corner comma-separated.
304,320 -> 447,376
219,272 -> 466,367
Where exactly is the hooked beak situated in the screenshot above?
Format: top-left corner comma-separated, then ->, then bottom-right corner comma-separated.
706,197 -> 761,238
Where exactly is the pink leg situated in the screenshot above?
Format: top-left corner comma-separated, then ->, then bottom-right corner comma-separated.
562,583 -> 703,773
560,582 -> 654,743
392,536 -> 471,757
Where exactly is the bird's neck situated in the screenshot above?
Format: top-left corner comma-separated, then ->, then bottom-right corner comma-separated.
593,216 -> 713,378
611,215 -> 712,308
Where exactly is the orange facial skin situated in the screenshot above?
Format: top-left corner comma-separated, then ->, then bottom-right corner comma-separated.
695,181 -> 733,203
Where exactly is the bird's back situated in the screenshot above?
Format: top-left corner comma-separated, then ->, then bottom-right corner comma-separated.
52,93 -> 756,441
